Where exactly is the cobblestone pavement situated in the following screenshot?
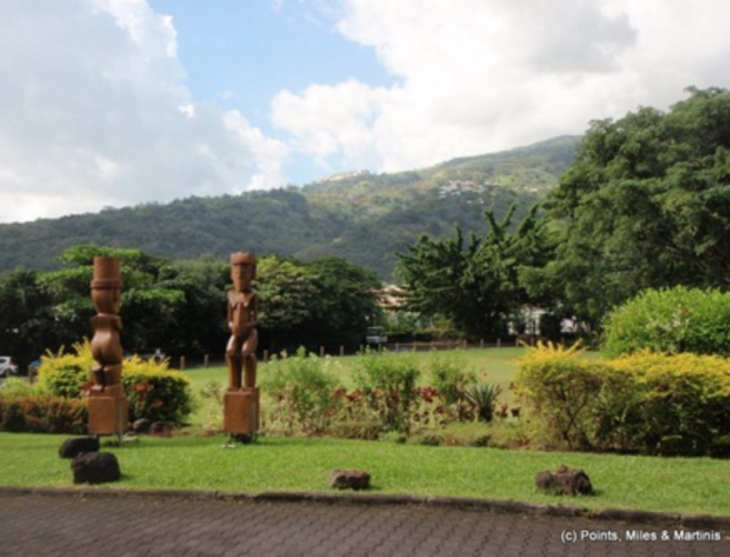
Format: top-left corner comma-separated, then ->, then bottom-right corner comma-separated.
0,494 -> 728,557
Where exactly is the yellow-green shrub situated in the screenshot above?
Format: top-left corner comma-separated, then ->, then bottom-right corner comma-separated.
37,341 -> 195,425
122,355 -> 195,424
514,341 -> 604,449
515,342 -> 730,456
598,351 -> 730,456
37,341 -> 94,399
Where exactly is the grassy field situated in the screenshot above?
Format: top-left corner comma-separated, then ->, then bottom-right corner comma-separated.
183,347 -> 528,427
183,347 -> 598,427
183,347 -> 529,391
1,432 -> 729,517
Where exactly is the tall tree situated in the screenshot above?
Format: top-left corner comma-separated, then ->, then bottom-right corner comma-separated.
395,205 -> 553,339
306,257 -> 383,349
544,87 -> 730,326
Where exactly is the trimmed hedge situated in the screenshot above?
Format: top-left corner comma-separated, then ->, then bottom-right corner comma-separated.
516,342 -> 730,456
603,286 -> 730,357
600,352 -> 730,456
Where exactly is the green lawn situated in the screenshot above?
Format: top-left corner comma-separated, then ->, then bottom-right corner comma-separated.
183,347 -> 594,427
184,347 -> 529,393
1,432 -> 729,517
184,347 -> 528,427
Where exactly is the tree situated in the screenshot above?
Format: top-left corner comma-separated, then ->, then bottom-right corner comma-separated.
305,257 -> 382,349
395,205 -> 554,339
543,87 -> 730,326
0,269 -> 53,369
255,256 -> 321,351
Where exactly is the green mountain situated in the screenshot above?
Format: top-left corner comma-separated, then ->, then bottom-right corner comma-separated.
0,135 -> 579,278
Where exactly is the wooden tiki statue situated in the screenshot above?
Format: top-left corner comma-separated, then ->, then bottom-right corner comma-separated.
224,251 -> 260,438
88,256 -> 129,436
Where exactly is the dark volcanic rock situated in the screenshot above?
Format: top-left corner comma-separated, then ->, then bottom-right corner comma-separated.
58,437 -> 100,459
71,452 -> 121,484
330,469 -> 371,491
132,418 -> 152,434
536,464 -> 592,496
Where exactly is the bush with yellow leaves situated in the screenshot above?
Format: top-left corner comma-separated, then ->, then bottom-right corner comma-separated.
516,342 -> 730,456
37,340 -> 194,424
515,341 -> 605,450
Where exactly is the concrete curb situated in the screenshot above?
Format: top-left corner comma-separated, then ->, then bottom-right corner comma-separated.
1,486 -> 729,531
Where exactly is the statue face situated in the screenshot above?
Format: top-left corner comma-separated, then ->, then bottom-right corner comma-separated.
231,263 -> 254,291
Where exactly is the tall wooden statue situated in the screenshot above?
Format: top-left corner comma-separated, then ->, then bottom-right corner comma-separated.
224,252 -> 260,440
88,256 -> 129,437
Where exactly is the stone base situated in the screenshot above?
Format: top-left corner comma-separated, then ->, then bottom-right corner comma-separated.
88,395 -> 129,436
224,388 -> 259,435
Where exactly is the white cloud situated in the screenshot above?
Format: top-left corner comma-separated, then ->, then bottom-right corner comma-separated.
0,0 -> 287,223
272,0 -> 730,173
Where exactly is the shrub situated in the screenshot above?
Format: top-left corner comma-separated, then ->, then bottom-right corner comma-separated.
37,341 -> 194,425
199,380 -> 225,433
353,351 -> 420,432
0,377 -> 47,400
37,341 -> 93,398
261,348 -> 342,435
0,395 -> 87,434
603,286 -> 730,357
597,351 -> 730,456
122,355 -> 195,424
515,342 -> 730,456
464,382 -> 502,422
514,341 -> 604,450
427,355 -> 475,421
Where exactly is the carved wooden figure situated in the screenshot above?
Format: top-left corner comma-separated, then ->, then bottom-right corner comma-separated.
88,257 -> 128,436
224,252 -> 260,439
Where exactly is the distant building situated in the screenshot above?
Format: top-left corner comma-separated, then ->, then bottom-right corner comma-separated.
369,284 -> 406,310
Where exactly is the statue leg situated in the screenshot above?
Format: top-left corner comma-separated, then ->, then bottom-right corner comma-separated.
226,336 -> 243,391
242,329 -> 258,388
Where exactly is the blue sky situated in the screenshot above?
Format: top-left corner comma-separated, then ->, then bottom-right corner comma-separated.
2,0 -> 730,222
146,0 -> 396,184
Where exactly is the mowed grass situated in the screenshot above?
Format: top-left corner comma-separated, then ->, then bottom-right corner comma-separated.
184,347 -> 529,392
1,432 -> 729,517
183,348 -> 526,426
183,347 -> 595,426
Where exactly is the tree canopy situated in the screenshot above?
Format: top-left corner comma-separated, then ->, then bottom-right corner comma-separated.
0,246 -> 382,368
542,86 -> 730,326
395,205 -> 554,339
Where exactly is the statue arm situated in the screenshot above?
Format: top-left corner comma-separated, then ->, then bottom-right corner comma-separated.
227,296 -> 233,329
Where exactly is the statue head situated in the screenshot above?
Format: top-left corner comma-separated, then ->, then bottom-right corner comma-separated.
91,257 -> 123,314
230,252 -> 256,292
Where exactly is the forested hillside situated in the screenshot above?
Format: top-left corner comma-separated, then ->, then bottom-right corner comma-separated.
0,136 -> 579,278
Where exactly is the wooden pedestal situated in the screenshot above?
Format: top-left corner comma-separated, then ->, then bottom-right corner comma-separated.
224,388 -> 260,435
88,394 -> 129,436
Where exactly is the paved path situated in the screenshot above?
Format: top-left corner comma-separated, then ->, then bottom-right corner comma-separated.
0,494 -> 728,557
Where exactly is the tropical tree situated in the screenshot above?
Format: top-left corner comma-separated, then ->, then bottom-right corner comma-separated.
543,86 -> 730,326
395,205 -> 554,339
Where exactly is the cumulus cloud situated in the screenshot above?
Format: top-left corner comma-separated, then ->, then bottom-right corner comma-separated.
272,0 -> 730,173
0,0 -> 286,223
